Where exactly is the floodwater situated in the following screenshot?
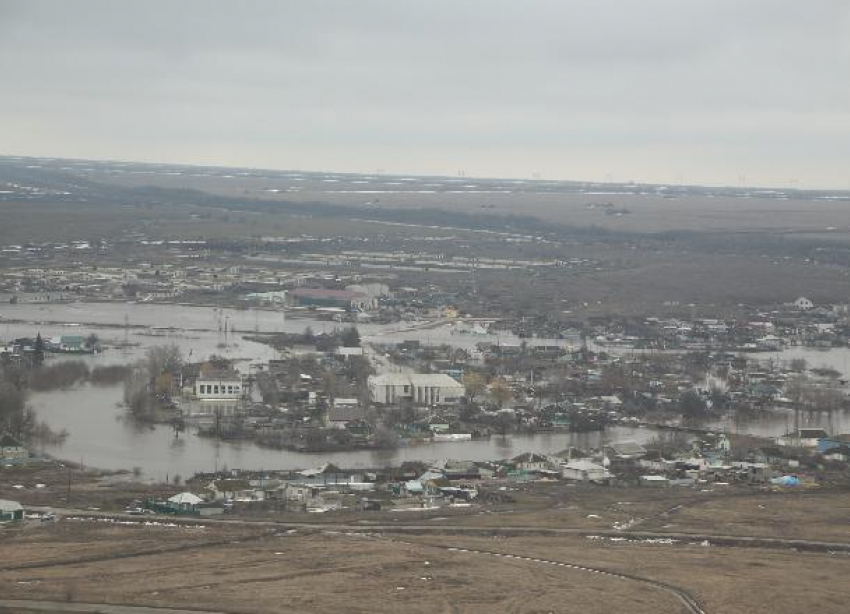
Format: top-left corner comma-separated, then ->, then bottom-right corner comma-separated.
4,300 -> 850,477
30,382 -> 657,480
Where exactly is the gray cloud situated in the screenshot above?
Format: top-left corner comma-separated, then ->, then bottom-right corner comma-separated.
1,0 -> 849,187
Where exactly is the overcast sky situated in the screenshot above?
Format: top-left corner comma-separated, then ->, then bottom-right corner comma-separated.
1,1 -> 849,188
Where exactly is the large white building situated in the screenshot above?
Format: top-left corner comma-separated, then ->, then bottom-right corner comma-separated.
368,373 -> 465,405
194,370 -> 244,400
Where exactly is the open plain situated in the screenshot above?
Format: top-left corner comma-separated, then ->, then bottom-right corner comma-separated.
3,486 -> 850,613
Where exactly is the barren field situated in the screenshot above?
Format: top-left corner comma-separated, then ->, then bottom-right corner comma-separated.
440,485 -> 850,542
3,504 -> 850,614
410,533 -> 850,614
5,157 -> 850,312
3,482 -> 850,613
0,523 -> 685,614
86,166 -> 850,234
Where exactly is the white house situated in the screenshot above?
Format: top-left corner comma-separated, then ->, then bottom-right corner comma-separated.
336,346 -> 364,359
195,369 -> 243,400
777,428 -> 828,448
368,373 -> 465,405
512,452 -> 553,472
794,297 -> 814,311
561,459 -> 612,483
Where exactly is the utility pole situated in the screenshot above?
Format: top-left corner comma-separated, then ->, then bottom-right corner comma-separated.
794,398 -> 801,447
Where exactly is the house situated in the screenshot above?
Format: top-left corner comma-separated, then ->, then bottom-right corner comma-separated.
368,373 -> 465,405
442,461 -> 491,480
336,346 -> 364,359
512,452 -> 554,473
357,498 -> 383,511
607,441 -> 647,459
327,405 -> 368,428
0,434 -> 27,460
639,475 -> 670,487
206,478 -> 253,501
296,463 -> 349,485
730,461 -> 773,483
777,428 -> 828,448
242,290 -> 287,304
195,369 -> 243,400
280,483 -> 346,511
794,297 -> 814,311
281,483 -> 324,504
598,395 -> 622,407
167,492 -> 204,513
58,335 -> 87,353
345,283 -> 391,299
822,445 -> 850,462
561,459 -> 611,483
290,288 -> 377,311
0,499 -> 24,522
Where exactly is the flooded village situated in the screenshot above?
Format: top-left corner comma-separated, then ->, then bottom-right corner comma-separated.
5,3 -> 850,611
3,244 -> 850,518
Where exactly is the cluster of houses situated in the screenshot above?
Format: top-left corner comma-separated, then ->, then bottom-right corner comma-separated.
0,335 -> 98,361
1,256 -> 451,324
163,307 -> 850,460
131,432 -> 787,516
589,299 -> 850,352
135,421 -> 850,518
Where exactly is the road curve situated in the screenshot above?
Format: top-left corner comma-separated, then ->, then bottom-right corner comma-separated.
377,534 -> 707,614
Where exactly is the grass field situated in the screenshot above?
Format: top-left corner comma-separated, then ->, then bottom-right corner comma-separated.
3,496 -> 850,614
82,164 -> 850,234
0,523 -> 687,614
4,479 -> 850,613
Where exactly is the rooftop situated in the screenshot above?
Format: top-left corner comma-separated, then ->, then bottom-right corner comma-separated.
292,288 -> 362,300
369,373 -> 464,387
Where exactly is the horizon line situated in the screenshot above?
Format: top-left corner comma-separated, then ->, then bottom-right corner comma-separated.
2,152 -> 848,196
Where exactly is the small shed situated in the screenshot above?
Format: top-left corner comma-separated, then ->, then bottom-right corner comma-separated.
639,475 -> 670,488
0,499 -> 24,522
168,492 -> 204,513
